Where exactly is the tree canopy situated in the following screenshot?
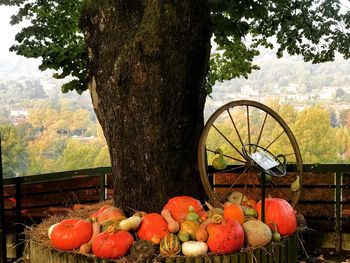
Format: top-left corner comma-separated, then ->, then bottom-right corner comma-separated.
3,0 -> 350,94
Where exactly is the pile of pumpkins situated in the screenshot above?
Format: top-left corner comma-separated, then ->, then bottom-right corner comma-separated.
47,192 -> 297,260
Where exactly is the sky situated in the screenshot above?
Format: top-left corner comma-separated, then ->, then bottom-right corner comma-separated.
0,5 -> 46,77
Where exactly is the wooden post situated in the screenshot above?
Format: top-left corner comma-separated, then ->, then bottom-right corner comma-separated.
0,134 -> 7,263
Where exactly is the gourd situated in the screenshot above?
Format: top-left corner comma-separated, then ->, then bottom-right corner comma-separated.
163,196 -> 206,224
48,223 -> 59,240
97,206 -> 126,224
130,240 -> 155,260
242,219 -> 272,248
182,241 -> 208,257
137,213 -> 169,244
226,191 -> 247,205
161,209 -> 180,233
159,233 -> 181,256
195,218 -> 212,242
92,231 -> 134,259
89,205 -> 111,222
119,215 -> 142,231
178,220 -> 199,242
212,148 -> 227,170
255,198 -> 297,236
207,219 -> 244,254
223,203 -> 245,224
206,202 -> 224,224
51,219 -> 93,251
79,222 -> 101,254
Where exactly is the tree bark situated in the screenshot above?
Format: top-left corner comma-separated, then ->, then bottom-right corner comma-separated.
81,0 -> 211,213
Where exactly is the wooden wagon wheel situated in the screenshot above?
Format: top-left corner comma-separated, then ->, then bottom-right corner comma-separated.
198,100 -> 303,208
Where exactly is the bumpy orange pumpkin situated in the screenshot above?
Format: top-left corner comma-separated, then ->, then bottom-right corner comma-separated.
255,198 -> 297,236
92,231 -> 134,259
163,196 -> 206,224
207,219 -> 244,254
137,213 -> 169,244
51,219 -> 92,251
223,204 -> 245,224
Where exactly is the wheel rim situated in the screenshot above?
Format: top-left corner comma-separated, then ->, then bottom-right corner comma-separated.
198,100 -> 303,208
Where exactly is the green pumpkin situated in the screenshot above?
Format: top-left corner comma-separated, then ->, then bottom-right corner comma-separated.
160,233 -> 181,257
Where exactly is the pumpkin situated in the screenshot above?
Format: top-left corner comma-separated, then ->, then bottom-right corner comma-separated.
163,196 -> 206,224
97,206 -> 126,224
51,219 -> 92,251
226,191 -> 247,204
137,213 -> 169,244
92,231 -> 134,259
182,241 -> 208,257
255,198 -> 297,236
89,205 -> 111,222
207,219 -> 244,254
242,219 -> 272,248
223,204 -> 245,224
130,240 -> 155,260
160,233 -> 181,256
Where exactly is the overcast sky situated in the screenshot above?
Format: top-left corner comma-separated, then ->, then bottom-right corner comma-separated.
0,5 -> 44,77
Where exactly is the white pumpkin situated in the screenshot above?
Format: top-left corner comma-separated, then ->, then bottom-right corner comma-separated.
181,241 -> 208,257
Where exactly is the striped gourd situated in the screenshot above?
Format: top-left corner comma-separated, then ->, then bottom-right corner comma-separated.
160,233 -> 181,256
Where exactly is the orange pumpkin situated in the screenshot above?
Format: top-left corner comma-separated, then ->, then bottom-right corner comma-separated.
207,219 -> 244,254
137,213 -> 169,244
223,204 -> 245,224
255,198 -> 297,236
92,231 -> 134,259
97,207 -> 126,224
90,205 -> 111,222
163,196 -> 206,224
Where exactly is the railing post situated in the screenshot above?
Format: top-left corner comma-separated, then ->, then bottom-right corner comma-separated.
15,179 -> 23,259
335,172 -> 342,253
0,134 -> 7,262
99,173 -> 106,202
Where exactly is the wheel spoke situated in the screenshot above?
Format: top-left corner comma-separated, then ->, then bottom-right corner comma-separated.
206,148 -> 245,163
218,164 -> 251,202
254,113 -> 268,152
227,109 -> 245,149
284,152 -> 295,157
208,165 -> 246,177
265,130 -> 285,150
212,124 -> 246,159
247,106 -> 251,153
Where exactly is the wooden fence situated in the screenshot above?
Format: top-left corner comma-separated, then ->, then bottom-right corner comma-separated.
1,164 -> 350,261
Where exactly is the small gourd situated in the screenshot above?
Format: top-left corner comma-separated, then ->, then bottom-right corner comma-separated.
272,230 -> 281,242
291,175 -> 300,192
212,148 -> 227,170
182,241 -> 208,257
206,202 -> 224,224
130,240 -> 155,260
160,233 -> 181,256
186,206 -> 201,223
178,220 -> 199,242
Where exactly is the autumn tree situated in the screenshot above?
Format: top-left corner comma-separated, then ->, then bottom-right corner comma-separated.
0,125 -> 27,177
3,0 -> 350,212
293,106 -> 340,163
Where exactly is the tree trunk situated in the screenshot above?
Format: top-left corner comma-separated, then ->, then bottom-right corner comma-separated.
80,0 -> 211,213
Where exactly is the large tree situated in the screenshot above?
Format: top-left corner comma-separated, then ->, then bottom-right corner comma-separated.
2,0 -> 350,212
